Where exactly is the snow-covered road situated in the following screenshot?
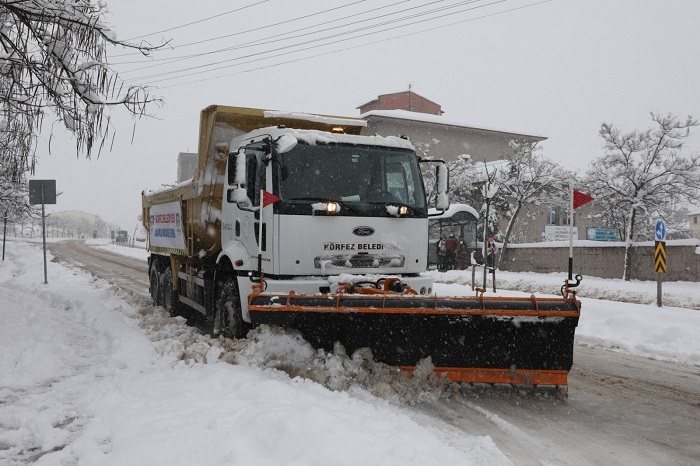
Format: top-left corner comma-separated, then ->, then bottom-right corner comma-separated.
2,239 -> 699,465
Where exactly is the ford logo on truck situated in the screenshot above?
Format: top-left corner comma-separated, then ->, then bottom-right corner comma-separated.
352,226 -> 374,237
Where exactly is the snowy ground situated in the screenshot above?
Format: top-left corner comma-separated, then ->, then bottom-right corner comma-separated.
1,239 -> 699,465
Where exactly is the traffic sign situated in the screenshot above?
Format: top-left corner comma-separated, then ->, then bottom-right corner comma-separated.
655,220 -> 666,241
28,180 -> 57,205
654,241 -> 666,273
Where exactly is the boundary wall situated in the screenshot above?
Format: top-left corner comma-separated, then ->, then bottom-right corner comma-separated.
499,240 -> 700,282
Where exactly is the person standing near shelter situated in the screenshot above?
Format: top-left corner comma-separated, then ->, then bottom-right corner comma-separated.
444,233 -> 458,270
486,237 -> 497,268
455,237 -> 469,270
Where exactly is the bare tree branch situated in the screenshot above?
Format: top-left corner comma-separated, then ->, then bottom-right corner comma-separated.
0,0 -> 163,181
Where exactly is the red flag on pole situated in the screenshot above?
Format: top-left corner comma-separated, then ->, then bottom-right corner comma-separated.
262,190 -> 280,208
573,190 -> 594,209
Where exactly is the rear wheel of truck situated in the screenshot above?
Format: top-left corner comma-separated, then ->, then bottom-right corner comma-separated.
149,262 -> 162,306
162,267 -> 181,317
213,277 -> 249,339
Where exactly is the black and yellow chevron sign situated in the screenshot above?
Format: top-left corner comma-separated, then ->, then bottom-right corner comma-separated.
654,241 -> 666,273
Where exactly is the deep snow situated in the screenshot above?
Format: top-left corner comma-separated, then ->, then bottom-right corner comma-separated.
1,239 -> 699,465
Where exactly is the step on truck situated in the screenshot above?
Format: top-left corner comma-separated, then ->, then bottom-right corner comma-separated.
142,105 -> 581,392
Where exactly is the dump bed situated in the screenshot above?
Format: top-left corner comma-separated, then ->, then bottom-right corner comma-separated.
142,105 -> 368,257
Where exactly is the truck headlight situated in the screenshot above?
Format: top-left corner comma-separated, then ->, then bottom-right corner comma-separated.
325,201 -> 340,213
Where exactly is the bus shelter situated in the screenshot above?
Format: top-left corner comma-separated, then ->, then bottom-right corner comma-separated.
428,204 -> 479,271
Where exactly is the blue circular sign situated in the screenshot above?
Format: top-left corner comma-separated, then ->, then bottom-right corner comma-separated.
655,220 -> 666,241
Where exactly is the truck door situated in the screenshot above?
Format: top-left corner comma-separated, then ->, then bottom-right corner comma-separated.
223,141 -> 273,273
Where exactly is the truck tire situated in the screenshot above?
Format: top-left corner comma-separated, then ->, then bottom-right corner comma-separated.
162,267 -> 181,317
149,262 -> 162,306
213,277 -> 249,339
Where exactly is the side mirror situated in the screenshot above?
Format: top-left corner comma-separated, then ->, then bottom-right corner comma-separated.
275,134 -> 297,154
215,143 -> 229,159
227,148 -> 249,204
435,163 -> 450,211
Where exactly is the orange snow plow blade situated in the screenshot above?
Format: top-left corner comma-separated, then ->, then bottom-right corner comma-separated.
248,284 -> 581,388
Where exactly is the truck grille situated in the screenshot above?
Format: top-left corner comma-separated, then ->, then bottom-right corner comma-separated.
314,254 -> 405,270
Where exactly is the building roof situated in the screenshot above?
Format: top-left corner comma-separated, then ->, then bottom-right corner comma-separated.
356,91 -> 441,110
361,109 -> 547,141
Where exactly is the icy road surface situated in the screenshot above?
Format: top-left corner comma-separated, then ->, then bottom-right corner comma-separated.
21,240 -> 700,464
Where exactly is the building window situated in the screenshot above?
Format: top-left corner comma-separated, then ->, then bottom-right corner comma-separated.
694,216 -> 698,224
548,206 -> 558,225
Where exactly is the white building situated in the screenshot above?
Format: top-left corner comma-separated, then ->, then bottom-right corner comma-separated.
689,209 -> 700,239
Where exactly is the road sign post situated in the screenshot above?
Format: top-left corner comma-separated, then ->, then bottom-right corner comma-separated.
654,220 -> 666,307
28,180 -> 57,284
2,211 -> 7,261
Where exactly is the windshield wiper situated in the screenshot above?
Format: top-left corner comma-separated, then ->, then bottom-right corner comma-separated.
288,197 -> 342,203
287,197 -> 368,213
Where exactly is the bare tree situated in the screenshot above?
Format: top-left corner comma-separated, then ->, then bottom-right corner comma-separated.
585,112 -> 700,280
494,141 -> 570,268
0,0 -> 162,183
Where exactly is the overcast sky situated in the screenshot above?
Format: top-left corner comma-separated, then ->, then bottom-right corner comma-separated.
32,0 -> 700,230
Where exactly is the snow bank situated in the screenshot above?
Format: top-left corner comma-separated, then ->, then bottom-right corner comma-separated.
0,242 -> 507,465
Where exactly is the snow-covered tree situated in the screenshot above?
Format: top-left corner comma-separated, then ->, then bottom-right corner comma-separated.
0,0 -> 160,182
0,160 -> 36,222
585,112 -> 700,280
448,154 -> 481,204
470,160 -> 504,244
492,141 -> 570,267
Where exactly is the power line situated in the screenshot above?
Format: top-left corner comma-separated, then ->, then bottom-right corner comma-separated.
114,0 -> 459,76
123,0 -> 271,41
125,0 -> 493,83
120,1 -> 485,82
111,0 -> 411,68
151,0 -> 551,89
111,0 -> 369,58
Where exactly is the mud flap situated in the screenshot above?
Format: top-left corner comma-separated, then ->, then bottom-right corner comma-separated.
248,293 -> 580,386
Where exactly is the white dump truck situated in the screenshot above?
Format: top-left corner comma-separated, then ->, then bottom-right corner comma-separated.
143,105 -> 580,390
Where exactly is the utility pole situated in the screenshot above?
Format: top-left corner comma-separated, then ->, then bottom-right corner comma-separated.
2,211 -> 7,261
481,162 -> 498,290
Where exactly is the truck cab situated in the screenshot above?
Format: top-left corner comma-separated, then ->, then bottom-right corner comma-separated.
220,127 -> 435,318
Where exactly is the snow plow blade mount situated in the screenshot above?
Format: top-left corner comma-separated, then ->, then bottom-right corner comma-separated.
248,290 -> 581,387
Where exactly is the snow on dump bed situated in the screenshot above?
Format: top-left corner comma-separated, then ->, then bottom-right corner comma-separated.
264,110 -> 367,128
237,124 -> 415,151
0,241 -> 508,465
267,127 -> 415,151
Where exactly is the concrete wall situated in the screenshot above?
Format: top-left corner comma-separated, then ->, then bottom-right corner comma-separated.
499,241 -> 700,282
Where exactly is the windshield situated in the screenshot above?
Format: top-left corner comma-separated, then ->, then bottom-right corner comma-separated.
276,143 -> 426,209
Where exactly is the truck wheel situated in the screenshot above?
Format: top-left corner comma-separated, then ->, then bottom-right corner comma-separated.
162,267 -> 180,317
149,262 -> 162,306
213,277 -> 249,339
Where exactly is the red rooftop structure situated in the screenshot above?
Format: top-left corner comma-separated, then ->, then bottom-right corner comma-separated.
357,90 -> 443,116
